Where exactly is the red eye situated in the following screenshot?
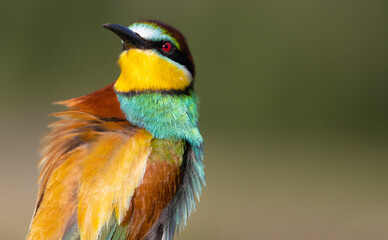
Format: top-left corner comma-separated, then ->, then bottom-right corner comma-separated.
162,42 -> 172,52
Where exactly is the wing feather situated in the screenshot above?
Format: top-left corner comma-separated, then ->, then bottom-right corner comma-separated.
27,109 -> 152,240
78,129 -> 152,240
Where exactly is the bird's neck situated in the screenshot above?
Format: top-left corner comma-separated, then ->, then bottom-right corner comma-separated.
116,91 -> 203,146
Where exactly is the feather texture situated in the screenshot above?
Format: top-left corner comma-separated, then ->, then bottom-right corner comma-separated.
27,90 -> 190,239
27,107 -> 153,240
143,144 -> 205,240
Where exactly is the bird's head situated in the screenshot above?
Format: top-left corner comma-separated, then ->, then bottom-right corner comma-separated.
103,20 -> 195,94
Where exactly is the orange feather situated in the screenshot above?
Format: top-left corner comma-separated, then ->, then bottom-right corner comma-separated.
78,130 -> 152,240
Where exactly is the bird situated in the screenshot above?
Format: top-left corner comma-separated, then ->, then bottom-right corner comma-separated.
26,20 -> 205,240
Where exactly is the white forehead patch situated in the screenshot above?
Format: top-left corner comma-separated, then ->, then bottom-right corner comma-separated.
129,24 -> 162,40
128,23 -> 176,45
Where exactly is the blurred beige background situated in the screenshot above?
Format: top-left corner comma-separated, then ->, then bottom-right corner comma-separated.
1,0 -> 388,239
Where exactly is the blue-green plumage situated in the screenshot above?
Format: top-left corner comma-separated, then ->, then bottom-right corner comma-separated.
116,91 -> 203,146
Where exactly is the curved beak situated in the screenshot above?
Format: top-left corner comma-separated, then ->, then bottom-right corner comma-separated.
102,23 -> 148,49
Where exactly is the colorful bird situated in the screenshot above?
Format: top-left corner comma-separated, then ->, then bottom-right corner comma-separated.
27,20 -> 205,240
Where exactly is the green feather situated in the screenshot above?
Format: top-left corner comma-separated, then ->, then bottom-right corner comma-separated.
116,91 -> 203,146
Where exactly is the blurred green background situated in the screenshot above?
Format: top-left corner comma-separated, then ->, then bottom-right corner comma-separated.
1,0 -> 388,239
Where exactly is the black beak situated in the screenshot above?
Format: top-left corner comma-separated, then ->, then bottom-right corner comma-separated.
102,23 -> 148,49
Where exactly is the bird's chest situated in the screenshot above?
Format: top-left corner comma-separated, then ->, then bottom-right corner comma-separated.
124,138 -> 185,239
116,92 -> 203,145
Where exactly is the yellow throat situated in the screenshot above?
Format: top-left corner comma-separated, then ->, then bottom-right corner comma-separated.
114,49 -> 192,92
